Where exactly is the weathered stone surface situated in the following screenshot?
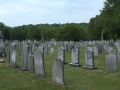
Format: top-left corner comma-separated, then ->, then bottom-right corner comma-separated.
52,58 -> 64,85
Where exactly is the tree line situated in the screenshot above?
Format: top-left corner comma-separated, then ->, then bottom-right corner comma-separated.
88,0 -> 120,40
0,22 -> 88,41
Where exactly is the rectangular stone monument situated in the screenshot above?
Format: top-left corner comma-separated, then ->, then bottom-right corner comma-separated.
58,47 -> 67,64
50,47 -> 54,56
52,58 -> 64,85
10,43 -> 17,67
6,51 -> 10,65
34,50 -> 46,78
69,48 -> 81,66
84,48 -> 97,69
106,54 -> 117,72
20,45 -> 29,70
93,45 -> 98,57
28,55 -> 34,73
118,48 -> 120,64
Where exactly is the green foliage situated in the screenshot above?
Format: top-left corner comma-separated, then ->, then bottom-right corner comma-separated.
88,0 -> 120,40
0,22 -> 88,41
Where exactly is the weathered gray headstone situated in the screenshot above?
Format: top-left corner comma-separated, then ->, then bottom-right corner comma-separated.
20,45 -> 29,70
28,55 -> 34,73
118,48 -> 120,64
106,54 -> 117,72
52,58 -> 64,85
50,47 -> 54,56
34,50 -> 46,78
69,48 -> 81,66
6,51 -> 10,65
58,47 -> 67,64
93,45 -> 98,57
10,43 -> 17,67
84,48 -> 97,69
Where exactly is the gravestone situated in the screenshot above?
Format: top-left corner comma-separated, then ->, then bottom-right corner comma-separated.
28,55 -> 34,73
69,47 -> 81,66
118,48 -> 120,64
106,54 -> 117,72
6,51 -> 10,65
84,48 -> 97,69
44,43 -> 48,55
50,47 -> 54,56
93,45 -> 98,57
58,47 -> 67,64
34,50 -> 46,78
10,43 -> 17,67
20,45 -> 29,70
52,58 -> 64,85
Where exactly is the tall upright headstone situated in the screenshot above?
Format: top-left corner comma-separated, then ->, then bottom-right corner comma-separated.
84,48 -> 97,69
28,55 -> 34,73
106,54 -> 117,72
58,47 -> 67,64
52,58 -> 64,85
69,47 -> 81,66
20,45 -> 32,70
34,50 -> 46,78
10,43 -> 17,67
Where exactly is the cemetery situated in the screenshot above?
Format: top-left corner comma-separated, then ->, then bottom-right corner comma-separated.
0,39 -> 120,90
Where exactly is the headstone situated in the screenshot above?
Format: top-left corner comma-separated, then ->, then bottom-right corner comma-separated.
93,45 -> 98,57
20,45 -> 29,70
28,55 -> 34,73
69,48 -> 81,66
34,50 -> 46,78
52,58 -> 64,85
10,43 -> 17,67
58,47 -> 67,64
50,47 -> 54,56
44,43 -> 48,55
118,48 -> 120,64
84,48 -> 97,69
106,54 -> 117,72
6,51 -> 10,65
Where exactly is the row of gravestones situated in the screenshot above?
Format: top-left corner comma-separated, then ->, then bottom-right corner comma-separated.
4,40 -> 120,85
6,43 -> 65,85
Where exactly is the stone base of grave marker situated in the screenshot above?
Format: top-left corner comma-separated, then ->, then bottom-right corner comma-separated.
83,65 -> 97,69
69,63 -> 81,67
20,67 -> 28,71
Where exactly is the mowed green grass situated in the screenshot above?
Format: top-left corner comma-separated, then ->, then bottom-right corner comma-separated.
0,46 -> 120,90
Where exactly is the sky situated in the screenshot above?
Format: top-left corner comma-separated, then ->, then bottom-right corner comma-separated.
0,0 -> 106,27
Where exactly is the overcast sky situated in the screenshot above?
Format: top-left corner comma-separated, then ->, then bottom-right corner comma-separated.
0,0 -> 106,27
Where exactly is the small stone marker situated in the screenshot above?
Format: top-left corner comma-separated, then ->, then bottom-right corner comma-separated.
52,58 -> 64,85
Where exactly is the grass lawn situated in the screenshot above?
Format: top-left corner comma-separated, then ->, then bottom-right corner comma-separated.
0,46 -> 120,90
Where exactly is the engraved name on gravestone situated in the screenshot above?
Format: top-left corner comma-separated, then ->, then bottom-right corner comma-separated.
10,43 -> 17,67
69,47 -> 81,66
106,54 -> 117,72
58,47 -> 67,64
34,50 -> 46,78
52,58 -> 64,85
84,48 -> 97,69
